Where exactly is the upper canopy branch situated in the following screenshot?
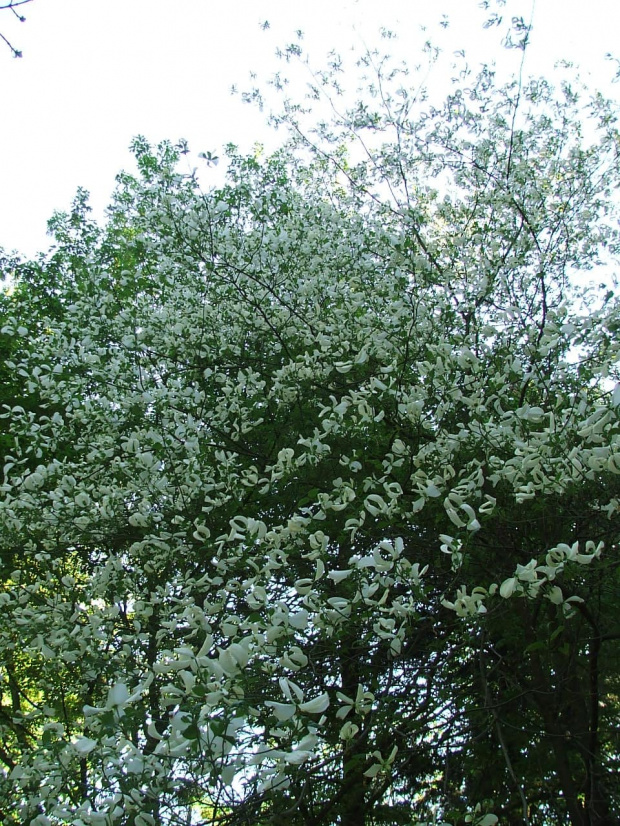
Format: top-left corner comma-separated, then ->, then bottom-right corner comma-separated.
0,0 -> 34,58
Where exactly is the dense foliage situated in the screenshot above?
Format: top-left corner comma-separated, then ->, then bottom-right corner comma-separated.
1,35 -> 620,826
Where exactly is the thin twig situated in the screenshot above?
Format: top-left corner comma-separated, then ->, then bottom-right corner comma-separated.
0,28 -> 21,57
0,0 -> 34,57
506,1 -> 536,179
479,637 -> 531,825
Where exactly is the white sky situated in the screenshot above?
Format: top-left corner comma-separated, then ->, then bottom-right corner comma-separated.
1,0 -> 619,259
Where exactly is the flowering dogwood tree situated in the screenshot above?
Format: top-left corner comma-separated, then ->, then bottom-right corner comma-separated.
1,36 -> 620,826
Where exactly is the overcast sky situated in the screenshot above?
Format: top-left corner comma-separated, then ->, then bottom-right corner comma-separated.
1,0 -> 619,259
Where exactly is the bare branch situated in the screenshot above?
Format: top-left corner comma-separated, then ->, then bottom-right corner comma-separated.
0,29 -> 20,57
0,0 -> 34,57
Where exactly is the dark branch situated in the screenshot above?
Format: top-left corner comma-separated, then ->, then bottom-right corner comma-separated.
0,29 -> 21,57
0,0 -> 34,10
0,0 -> 34,57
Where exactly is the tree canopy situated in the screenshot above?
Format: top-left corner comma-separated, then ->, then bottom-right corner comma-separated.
1,26 -> 620,826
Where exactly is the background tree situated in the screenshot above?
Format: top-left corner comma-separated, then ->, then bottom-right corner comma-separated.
1,29 -> 620,826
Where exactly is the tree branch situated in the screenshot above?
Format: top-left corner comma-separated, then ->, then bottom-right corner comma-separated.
0,0 -> 34,57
